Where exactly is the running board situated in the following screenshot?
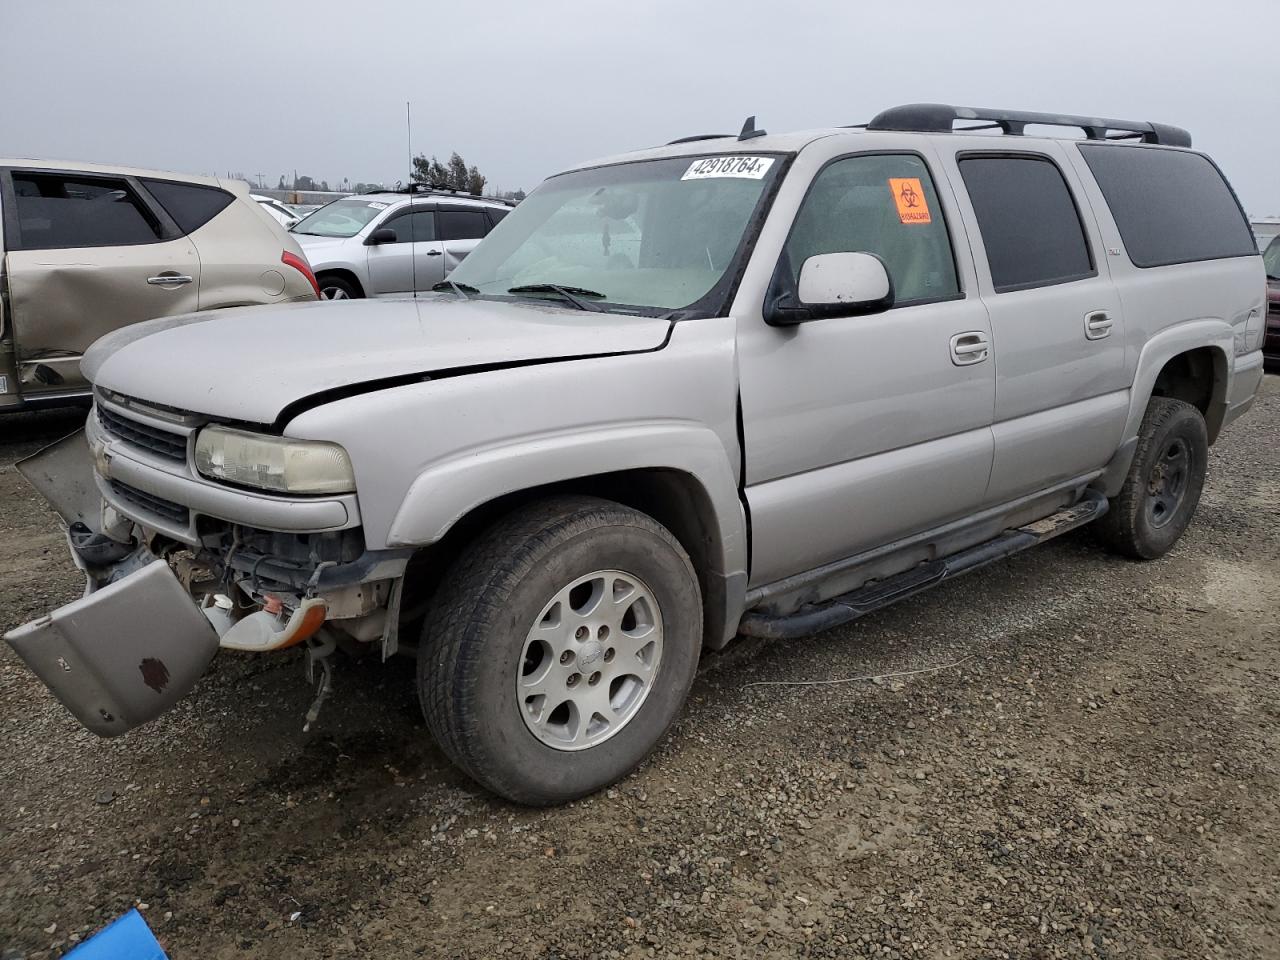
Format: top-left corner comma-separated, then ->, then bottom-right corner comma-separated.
737,492 -> 1108,640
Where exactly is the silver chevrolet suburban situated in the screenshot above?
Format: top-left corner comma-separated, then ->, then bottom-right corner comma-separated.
6,105 -> 1268,805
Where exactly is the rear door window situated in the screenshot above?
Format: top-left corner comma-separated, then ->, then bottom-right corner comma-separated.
1078,145 -> 1256,267
437,209 -> 486,241
10,172 -> 164,250
958,155 -> 1094,293
141,179 -> 234,235
485,208 -> 509,232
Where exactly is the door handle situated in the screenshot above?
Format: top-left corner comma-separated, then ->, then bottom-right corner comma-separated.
147,273 -> 194,287
424,250 -> 442,257
1084,311 -> 1114,340
949,331 -> 990,366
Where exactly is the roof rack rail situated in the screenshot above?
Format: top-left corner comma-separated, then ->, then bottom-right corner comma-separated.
667,133 -> 733,145
366,182 -> 517,206
865,103 -> 1192,148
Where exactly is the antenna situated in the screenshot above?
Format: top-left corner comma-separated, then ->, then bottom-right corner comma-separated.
406,100 -> 419,299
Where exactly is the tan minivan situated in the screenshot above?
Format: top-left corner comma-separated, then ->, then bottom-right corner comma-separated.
0,160 -> 319,411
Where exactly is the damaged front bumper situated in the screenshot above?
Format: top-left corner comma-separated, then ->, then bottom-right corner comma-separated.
4,428 -> 409,737
5,559 -> 220,736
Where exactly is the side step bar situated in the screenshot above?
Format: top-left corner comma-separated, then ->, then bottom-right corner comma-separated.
737,492 -> 1108,640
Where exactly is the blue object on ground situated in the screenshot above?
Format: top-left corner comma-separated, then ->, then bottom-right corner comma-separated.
63,909 -> 167,960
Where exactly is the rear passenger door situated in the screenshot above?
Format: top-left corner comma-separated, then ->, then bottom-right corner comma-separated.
1,168 -> 201,399
437,206 -> 488,276
944,146 -> 1128,503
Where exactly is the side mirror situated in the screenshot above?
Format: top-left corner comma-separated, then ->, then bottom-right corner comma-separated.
365,227 -> 398,246
766,252 -> 894,325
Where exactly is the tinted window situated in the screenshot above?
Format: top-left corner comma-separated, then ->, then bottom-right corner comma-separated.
959,156 -> 1093,293
1079,145 -> 1256,268
437,209 -> 486,241
142,179 -> 234,234
383,209 -> 436,243
785,153 -> 959,304
11,172 -> 163,249
485,207 -> 509,231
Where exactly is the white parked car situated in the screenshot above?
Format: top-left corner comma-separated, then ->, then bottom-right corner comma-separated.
291,187 -> 513,300
252,194 -> 302,229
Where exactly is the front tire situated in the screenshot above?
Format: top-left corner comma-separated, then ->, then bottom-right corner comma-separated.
317,275 -> 360,300
418,496 -> 702,805
1097,397 -> 1208,560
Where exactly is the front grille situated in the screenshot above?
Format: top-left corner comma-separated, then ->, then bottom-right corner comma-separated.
98,405 -> 188,462
109,479 -> 190,526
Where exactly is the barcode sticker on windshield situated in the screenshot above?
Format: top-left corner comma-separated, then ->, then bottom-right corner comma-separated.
681,156 -> 774,181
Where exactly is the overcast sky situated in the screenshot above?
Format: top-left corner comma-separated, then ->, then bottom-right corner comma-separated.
4,0 -> 1277,215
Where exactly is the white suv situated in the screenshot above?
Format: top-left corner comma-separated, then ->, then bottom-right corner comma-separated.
291,187 -> 514,300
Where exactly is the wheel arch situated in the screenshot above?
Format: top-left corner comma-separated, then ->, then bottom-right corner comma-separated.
387,425 -> 748,650
1097,321 -> 1232,496
313,267 -> 365,298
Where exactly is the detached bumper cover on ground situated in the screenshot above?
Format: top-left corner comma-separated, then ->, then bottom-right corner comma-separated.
4,559 -> 219,736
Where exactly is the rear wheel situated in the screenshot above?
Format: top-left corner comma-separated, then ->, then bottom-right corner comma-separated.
1097,397 -> 1208,560
417,496 -> 702,805
317,275 -> 359,301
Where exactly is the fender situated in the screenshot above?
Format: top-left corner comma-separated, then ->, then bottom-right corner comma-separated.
385,419 -> 749,645
1097,318 -> 1232,496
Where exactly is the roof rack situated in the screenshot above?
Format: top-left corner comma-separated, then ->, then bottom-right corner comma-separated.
865,103 -> 1192,148
666,115 -> 767,146
365,182 -> 517,206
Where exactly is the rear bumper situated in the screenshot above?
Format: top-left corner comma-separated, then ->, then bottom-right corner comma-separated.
1224,349 -> 1265,428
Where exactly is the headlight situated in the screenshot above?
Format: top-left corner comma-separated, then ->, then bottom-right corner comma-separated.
194,426 -> 355,495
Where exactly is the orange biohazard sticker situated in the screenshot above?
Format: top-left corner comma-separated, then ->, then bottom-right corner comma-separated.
888,178 -> 931,224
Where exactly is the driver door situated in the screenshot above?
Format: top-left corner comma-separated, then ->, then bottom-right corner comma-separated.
737,151 -> 996,586
365,206 -> 445,295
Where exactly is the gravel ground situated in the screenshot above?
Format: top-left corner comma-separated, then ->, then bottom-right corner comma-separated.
1,379 -> 1278,960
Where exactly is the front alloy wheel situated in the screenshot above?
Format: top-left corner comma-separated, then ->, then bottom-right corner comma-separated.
417,496 -> 702,805
518,570 -> 663,750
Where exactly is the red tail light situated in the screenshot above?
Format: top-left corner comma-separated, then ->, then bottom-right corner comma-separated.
281,250 -> 320,299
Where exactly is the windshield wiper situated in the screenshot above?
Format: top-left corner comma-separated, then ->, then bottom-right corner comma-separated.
507,283 -> 605,312
431,279 -> 477,298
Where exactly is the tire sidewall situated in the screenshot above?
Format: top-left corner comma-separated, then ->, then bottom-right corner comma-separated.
444,519 -> 701,803
1132,405 -> 1208,558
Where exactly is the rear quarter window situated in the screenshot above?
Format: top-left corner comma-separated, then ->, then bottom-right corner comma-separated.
141,178 -> 235,235
1078,145 -> 1256,268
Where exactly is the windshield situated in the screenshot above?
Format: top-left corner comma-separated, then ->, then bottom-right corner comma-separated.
448,154 -> 783,313
292,197 -> 391,237
1264,235 -> 1280,279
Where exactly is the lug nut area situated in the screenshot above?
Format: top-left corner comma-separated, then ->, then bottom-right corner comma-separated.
559,650 -> 574,665
597,625 -> 610,640
566,673 -> 581,687
588,671 -> 602,686
603,648 -> 615,663
575,626 -> 589,640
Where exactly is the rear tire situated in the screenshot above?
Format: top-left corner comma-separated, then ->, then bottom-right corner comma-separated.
417,496 -> 702,805
1097,397 -> 1208,560
317,275 -> 360,301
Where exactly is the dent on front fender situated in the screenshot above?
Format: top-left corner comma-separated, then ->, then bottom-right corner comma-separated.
4,560 -> 220,736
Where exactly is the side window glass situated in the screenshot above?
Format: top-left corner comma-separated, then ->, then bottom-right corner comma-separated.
12,172 -> 163,250
141,178 -> 233,235
485,208 -> 509,233
958,156 -> 1093,292
384,210 -> 436,243
785,154 -> 959,305
437,209 -> 486,241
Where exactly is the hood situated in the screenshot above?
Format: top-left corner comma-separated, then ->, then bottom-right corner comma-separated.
291,233 -> 352,265
86,297 -> 671,424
